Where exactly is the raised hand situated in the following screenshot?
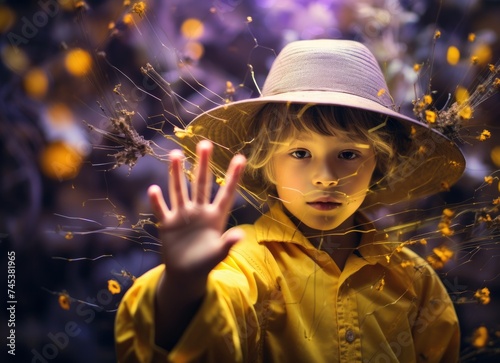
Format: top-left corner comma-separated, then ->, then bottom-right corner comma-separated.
149,140 -> 246,291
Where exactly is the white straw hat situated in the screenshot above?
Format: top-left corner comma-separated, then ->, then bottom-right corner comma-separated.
180,39 -> 465,206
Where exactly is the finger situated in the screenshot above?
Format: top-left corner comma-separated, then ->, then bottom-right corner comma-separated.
168,149 -> 189,209
222,227 -> 246,247
148,185 -> 170,220
215,228 -> 246,262
192,140 -> 213,205
213,154 -> 246,212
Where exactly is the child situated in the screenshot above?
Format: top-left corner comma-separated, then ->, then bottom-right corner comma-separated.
115,39 -> 463,362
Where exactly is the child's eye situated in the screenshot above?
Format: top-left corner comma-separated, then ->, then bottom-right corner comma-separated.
339,151 -> 360,160
290,149 -> 311,159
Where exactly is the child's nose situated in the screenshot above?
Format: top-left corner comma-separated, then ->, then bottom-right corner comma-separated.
313,168 -> 339,187
313,160 -> 339,187
314,179 -> 339,187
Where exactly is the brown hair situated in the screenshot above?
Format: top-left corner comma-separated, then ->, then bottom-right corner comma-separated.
242,103 -> 411,199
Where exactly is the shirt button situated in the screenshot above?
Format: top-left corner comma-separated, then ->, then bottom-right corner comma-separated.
345,329 -> 356,343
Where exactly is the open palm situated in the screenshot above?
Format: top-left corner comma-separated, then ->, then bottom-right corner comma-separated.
148,140 -> 246,281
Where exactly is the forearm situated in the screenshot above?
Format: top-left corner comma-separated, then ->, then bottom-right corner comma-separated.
154,269 -> 207,350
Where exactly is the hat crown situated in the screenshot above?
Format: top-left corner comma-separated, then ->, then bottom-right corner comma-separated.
262,39 -> 394,109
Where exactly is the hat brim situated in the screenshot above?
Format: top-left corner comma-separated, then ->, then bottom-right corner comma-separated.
180,90 -> 465,207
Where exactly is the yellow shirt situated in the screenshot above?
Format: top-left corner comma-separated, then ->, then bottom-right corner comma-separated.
115,204 -> 459,362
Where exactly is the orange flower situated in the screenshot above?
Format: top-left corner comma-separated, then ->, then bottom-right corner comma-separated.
58,293 -> 71,310
108,279 -> 121,295
426,245 -> 454,270
400,260 -> 415,268
474,287 -> 491,305
442,208 -> 454,218
494,78 -> 500,89
131,1 -> 146,17
472,326 -> 489,348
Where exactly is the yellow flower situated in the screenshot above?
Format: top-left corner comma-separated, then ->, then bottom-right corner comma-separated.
474,287 -> 491,305
58,293 -> 71,310
472,326 -> 489,348
400,260 -> 415,268
413,63 -> 422,72
425,110 -> 436,123
427,245 -> 454,269
477,129 -> 491,141
442,209 -> 454,218
484,176 -> 494,184
423,94 -> 433,105
471,56 -> 479,65
108,279 -> 121,295
434,30 -> 441,39
494,78 -> 500,89
131,1 -> 146,17
468,33 -> 476,42
438,223 -> 454,236
174,125 -> 194,139
215,176 -> 226,186
122,13 -> 133,25
434,246 -> 454,260
478,214 -> 492,223
459,105 -> 473,120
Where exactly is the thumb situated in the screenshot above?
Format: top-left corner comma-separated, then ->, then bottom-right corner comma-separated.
220,228 -> 245,254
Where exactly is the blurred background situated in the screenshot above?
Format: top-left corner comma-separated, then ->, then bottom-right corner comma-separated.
1,0 -> 499,361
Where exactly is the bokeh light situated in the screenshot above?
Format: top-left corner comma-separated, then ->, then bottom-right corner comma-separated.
64,48 -> 93,77
39,141 -> 83,180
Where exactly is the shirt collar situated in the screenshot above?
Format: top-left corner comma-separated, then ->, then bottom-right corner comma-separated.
254,203 -> 397,266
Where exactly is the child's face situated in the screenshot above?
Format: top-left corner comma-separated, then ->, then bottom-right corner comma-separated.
271,130 -> 376,231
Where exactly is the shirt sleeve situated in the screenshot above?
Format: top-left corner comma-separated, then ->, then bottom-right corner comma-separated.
115,229 -> 272,363
411,263 -> 460,363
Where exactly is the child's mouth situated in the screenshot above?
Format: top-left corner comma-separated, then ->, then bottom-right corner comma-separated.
307,201 -> 342,211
